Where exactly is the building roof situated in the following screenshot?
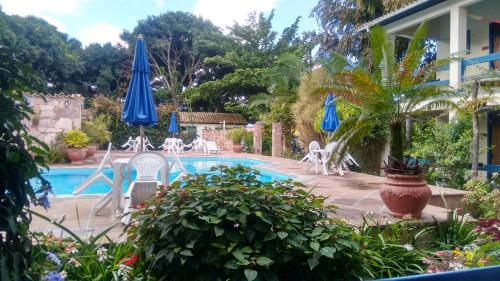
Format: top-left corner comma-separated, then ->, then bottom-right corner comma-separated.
179,112 -> 247,125
355,0 -> 447,32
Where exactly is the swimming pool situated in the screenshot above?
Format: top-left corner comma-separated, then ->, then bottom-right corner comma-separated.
35,157 -> 290,196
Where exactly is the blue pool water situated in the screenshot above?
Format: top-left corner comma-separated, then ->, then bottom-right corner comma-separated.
36,157 -> 290,196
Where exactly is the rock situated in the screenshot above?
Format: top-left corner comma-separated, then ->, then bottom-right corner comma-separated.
55,118 -> 74,130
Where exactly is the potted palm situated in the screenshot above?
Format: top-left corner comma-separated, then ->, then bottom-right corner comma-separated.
81,116 -> 111,158
321,23 -> 450,218
63,130 -> 89,164
226,128 -> 246,153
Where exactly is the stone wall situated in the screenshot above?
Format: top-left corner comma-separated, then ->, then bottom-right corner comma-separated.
202,129 -> 233,151
25,93 -> 84,144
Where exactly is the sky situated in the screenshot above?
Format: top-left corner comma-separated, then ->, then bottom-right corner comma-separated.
0,0 -> 319,47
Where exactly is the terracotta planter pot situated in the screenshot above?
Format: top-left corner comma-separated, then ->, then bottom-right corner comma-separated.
379,174 -> 432,218
67,148 -> 87,165
86,145 -> 97,158
232,144 -> 244,153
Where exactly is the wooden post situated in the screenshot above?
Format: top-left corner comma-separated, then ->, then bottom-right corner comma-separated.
272,122 -> 283,157
471,80 -> 479,178
254,122 -> 263,155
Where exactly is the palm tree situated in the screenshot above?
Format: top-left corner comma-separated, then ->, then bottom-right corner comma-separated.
320,23 -> 451,169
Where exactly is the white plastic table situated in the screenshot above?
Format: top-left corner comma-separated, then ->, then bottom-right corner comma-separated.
110,158 -> 129,218
312,149 -> 325,174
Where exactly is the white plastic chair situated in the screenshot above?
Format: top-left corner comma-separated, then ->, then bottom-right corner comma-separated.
300,141 -> 320,164
204,141 -> 221,154
72,143 -> 114,230
121,152 -> 169,224
121,137 -> 135,152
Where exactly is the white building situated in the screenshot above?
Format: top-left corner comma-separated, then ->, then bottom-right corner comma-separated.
178,112 -> 247,137
358,0 -> 500,173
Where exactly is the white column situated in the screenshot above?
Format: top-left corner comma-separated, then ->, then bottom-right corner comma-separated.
449,6 -> 467,88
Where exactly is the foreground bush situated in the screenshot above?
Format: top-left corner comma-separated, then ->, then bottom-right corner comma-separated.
128,166 -> 368,281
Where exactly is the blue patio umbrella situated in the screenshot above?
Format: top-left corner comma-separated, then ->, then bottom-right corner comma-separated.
321,93 -> 341,132
121,34 -> 157,151
168,112 -> 178,135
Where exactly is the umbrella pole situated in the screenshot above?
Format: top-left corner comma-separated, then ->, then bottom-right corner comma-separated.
139,125 -> 144,152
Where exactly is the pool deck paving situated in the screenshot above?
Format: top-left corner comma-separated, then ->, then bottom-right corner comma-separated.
30,151 -> 465,240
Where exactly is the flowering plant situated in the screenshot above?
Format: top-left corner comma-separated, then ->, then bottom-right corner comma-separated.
475,219 -> 500,241
424,242 -> 500,273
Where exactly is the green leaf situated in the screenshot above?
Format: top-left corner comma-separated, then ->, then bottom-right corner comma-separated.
307,257 -> 319,270
256,256 -> 274,266
311,227 -> 323,236
181,219 -> 200,230
244,269 -> 258,281
255,211 -> 263,217
319,247 -> 336,258
263,232 -> 277,241
217,208 -> 227,217
232,250 -> 248,264
238,205 -> 251,214
277,232 -> 288,239
180,249 -> 193,256
214,226 -> 224,237
310,241 -> 320,252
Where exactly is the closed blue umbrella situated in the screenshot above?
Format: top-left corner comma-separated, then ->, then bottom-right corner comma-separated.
321,93 -> 340,132
168,112 -> 178,135
121,34 -> 157,151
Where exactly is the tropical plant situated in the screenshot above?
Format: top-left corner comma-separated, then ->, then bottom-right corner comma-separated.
81,115 -> 111,145
44,142 -> 67,164
358,214 -> 429,278
0,44 -> 49,279
128,165 -> 369,280
29,210 -> 152,280
319,23 -> 451,170
226,128 -> 248,145
430,210 -> 479,249
462,178 -> 499,219
408,113 -> 472,188
62,130 -> 89,149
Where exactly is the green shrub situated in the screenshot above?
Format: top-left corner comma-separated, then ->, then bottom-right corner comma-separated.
462,178 -> 499,219
63,130 -> 89,149
81,115 -> 111,145
430,210 -> 479,249
44,142 -> 67,164
358,216 -> 429,278
409,114 -> 472,189
128,166 -> 368,280
226,128 -> 248,144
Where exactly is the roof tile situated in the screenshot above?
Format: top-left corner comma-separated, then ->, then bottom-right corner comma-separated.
179,112 -> 247,125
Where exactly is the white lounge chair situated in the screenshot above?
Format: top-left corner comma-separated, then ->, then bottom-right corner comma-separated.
72,143 -> 114,230
121,152 -> 169,225
121,137 -> 136,152
188,137 -> 205,152
158,138 -> 179,153
300,141 -> 321,164
204,141 -> 221,154
133,136 -> 154,152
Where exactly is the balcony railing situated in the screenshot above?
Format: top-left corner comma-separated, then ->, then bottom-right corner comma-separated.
423,51 -> 500,87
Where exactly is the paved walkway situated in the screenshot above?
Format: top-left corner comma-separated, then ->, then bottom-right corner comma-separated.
30,151 -> 464,239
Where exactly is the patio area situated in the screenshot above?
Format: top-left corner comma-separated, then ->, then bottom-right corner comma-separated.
30,151 -> 465,239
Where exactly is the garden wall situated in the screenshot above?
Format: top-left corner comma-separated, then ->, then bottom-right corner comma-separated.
202,129 -> 233,151
25,93 -> 83,144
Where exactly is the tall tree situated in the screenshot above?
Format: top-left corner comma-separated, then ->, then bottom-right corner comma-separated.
121,11 -> 228,108
185,11 -> 312,121
0,10 -> 83,93
319,24 -> 451,166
